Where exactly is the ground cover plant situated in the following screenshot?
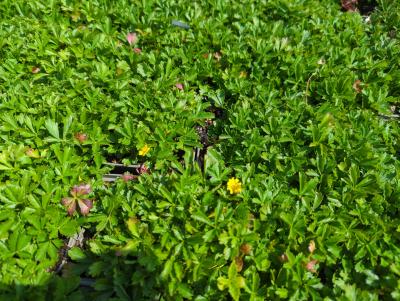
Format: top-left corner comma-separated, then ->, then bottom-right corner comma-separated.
0,0 -> 400,300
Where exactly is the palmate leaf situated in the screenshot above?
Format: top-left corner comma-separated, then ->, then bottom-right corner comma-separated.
225,260 -> 247,301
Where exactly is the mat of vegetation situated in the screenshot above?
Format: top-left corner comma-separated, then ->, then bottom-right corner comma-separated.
1,0 -> 400,300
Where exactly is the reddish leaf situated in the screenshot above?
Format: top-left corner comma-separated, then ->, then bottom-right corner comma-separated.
342,0 -> 358,12
122,173 -> 137,182
62,198 -> 76,215
305,259 -> 318,273
78,199 -> 93,216
25,148 -> 40,158
71,184 -> 92,197
126,32 -> 137,45
32,66 -> 40,74
136,164 -> 149,174
74,132 -> 88,143
175,83 -> 184,90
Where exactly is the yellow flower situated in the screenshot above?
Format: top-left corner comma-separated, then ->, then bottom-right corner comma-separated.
139,144 -> 150,156
227,177 -> 242,194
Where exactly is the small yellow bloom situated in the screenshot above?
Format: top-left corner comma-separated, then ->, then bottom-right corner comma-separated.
139,144 -> 150,156
227,177 -> 242,194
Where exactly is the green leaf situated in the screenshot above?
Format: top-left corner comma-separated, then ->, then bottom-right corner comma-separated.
68,247 -> 86,261
59,219 -> 79,237
62,115 -> 74,140
177,283 -> 193,298
45,119 -> 60,139
191,211 -> 213,226
160,257 -> 174,280
228,261 -> 240,301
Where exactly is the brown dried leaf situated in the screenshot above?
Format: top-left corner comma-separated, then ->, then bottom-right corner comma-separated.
240,243 -> 252,255
235,256 -> 243,272
308,240 -> 316,254
353,79 -> 362,93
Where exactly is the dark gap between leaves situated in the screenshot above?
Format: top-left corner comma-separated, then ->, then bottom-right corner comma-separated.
52,228 -> 98,289
358,0 -> 377,15
341,0 -> 377,15
193,101 -> 227,171
103,162 -> 141,182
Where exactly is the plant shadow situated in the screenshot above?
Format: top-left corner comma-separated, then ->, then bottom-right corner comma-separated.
0,247 -> 165,301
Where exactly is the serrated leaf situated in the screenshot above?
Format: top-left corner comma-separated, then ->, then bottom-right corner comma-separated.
59,219 -> 79,237
68,247 -> 86,261
192,211 -> 213,226
228,261 -> 240,301
160,257 -> 174,280
45,119 -> 60,139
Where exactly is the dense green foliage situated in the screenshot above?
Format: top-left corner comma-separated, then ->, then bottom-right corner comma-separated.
1,0 -> 400,300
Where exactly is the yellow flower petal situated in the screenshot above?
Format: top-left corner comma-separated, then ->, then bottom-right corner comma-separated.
227,177 -> 242,194
139,144 -> 150,156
